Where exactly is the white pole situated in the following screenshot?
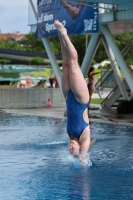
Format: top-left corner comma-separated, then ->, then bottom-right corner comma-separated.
102,36 -> 129,100
42,38 -> 61,88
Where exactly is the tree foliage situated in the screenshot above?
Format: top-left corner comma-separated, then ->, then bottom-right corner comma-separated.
70,35 -> 86,65
0,72 -> 19,78
0,59 -> 10,64
0,38 -> 22,50
30,57 -> 44,65
114,33 -> 133,64
18,33 -> 45,53
0,32 -> 133,65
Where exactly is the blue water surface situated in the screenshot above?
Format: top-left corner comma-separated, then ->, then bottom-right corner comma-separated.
0,113 -> 133,200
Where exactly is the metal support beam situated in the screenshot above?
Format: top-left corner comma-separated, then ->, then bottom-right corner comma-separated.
100,24 -> 133,95
42,38 -> 61,88
121,37 -> 133,56
81,33 -> 101,76
29,0 -> 37,18
122,43 -> 133,58
102,36 -> 129,100
29,0 -> 62,88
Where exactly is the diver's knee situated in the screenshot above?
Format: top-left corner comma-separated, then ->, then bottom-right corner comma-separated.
63,60 -> 69,67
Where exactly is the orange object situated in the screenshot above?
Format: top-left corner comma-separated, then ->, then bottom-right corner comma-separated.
46,98 -> 52,108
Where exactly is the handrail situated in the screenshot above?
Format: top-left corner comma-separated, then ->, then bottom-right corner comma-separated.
101,79 -> 131,107
95,67 -> 133,107
95,65 -> 113,87
94,65 -> 114,104
101,84 -> 118,105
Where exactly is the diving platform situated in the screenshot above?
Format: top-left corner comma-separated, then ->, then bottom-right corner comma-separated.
28,0 -> 133,110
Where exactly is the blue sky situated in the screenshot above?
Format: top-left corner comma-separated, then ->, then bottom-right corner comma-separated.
0,0 -> 31,34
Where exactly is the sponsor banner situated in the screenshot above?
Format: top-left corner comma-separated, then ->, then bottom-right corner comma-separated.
35,0 -> 99,38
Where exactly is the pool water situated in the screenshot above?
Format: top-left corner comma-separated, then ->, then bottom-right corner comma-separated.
0,113 -> 133,200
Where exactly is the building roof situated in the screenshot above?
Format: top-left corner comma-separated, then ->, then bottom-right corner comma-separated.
0,32 -> 25,41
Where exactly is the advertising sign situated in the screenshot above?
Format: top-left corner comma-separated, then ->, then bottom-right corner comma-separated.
35,0 -> 99,38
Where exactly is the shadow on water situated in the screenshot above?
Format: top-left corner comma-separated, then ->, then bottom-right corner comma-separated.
0,113 -> 133,200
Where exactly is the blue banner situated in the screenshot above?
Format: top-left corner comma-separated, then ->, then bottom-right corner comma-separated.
35,0 -> 99,38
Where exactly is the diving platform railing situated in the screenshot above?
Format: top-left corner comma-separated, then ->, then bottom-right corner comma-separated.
95,69 -> 133,109
95,34 -> 133,109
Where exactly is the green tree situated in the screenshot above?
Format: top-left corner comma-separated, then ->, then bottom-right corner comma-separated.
0,38 -> 22,50
0,59 -> 10,64
1,31 -> 133,66
30,57 -> 44,65
114,33 -> 133,64
0,72 -> 19,78
49,37 -> 61,54
18,33 -> 45,52
70,35 -> 86,65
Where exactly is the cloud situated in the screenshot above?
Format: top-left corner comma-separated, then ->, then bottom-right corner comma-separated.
0,0 -> 30,33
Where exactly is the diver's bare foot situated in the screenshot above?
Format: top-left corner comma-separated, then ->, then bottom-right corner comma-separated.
54,20 -> 67,36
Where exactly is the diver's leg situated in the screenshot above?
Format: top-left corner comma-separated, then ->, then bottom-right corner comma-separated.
54,20 -> 89,104
89,85 -> 95,104
54,20 -> 90,164
58,34 -> 70,99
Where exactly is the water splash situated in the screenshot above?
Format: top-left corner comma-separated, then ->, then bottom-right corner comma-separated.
68,154 -> 92,169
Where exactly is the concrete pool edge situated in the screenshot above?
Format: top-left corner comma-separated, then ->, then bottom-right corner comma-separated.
2,107 -> 133,127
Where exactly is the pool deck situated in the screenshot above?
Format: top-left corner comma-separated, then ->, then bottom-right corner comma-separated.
2,104 -> 133,126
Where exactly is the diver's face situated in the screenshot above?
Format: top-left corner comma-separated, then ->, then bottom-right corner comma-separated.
69,140 -> 80,156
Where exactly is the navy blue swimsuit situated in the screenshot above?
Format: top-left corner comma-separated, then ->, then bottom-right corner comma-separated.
66,90 -> 89,139
87,83 -> 93,88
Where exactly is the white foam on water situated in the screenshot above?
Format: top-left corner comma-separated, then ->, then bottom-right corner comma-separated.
39,141 -> 67,146
68,154 -> 92,169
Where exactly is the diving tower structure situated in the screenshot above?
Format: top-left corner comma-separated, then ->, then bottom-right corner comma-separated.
28,0 -> 133,109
